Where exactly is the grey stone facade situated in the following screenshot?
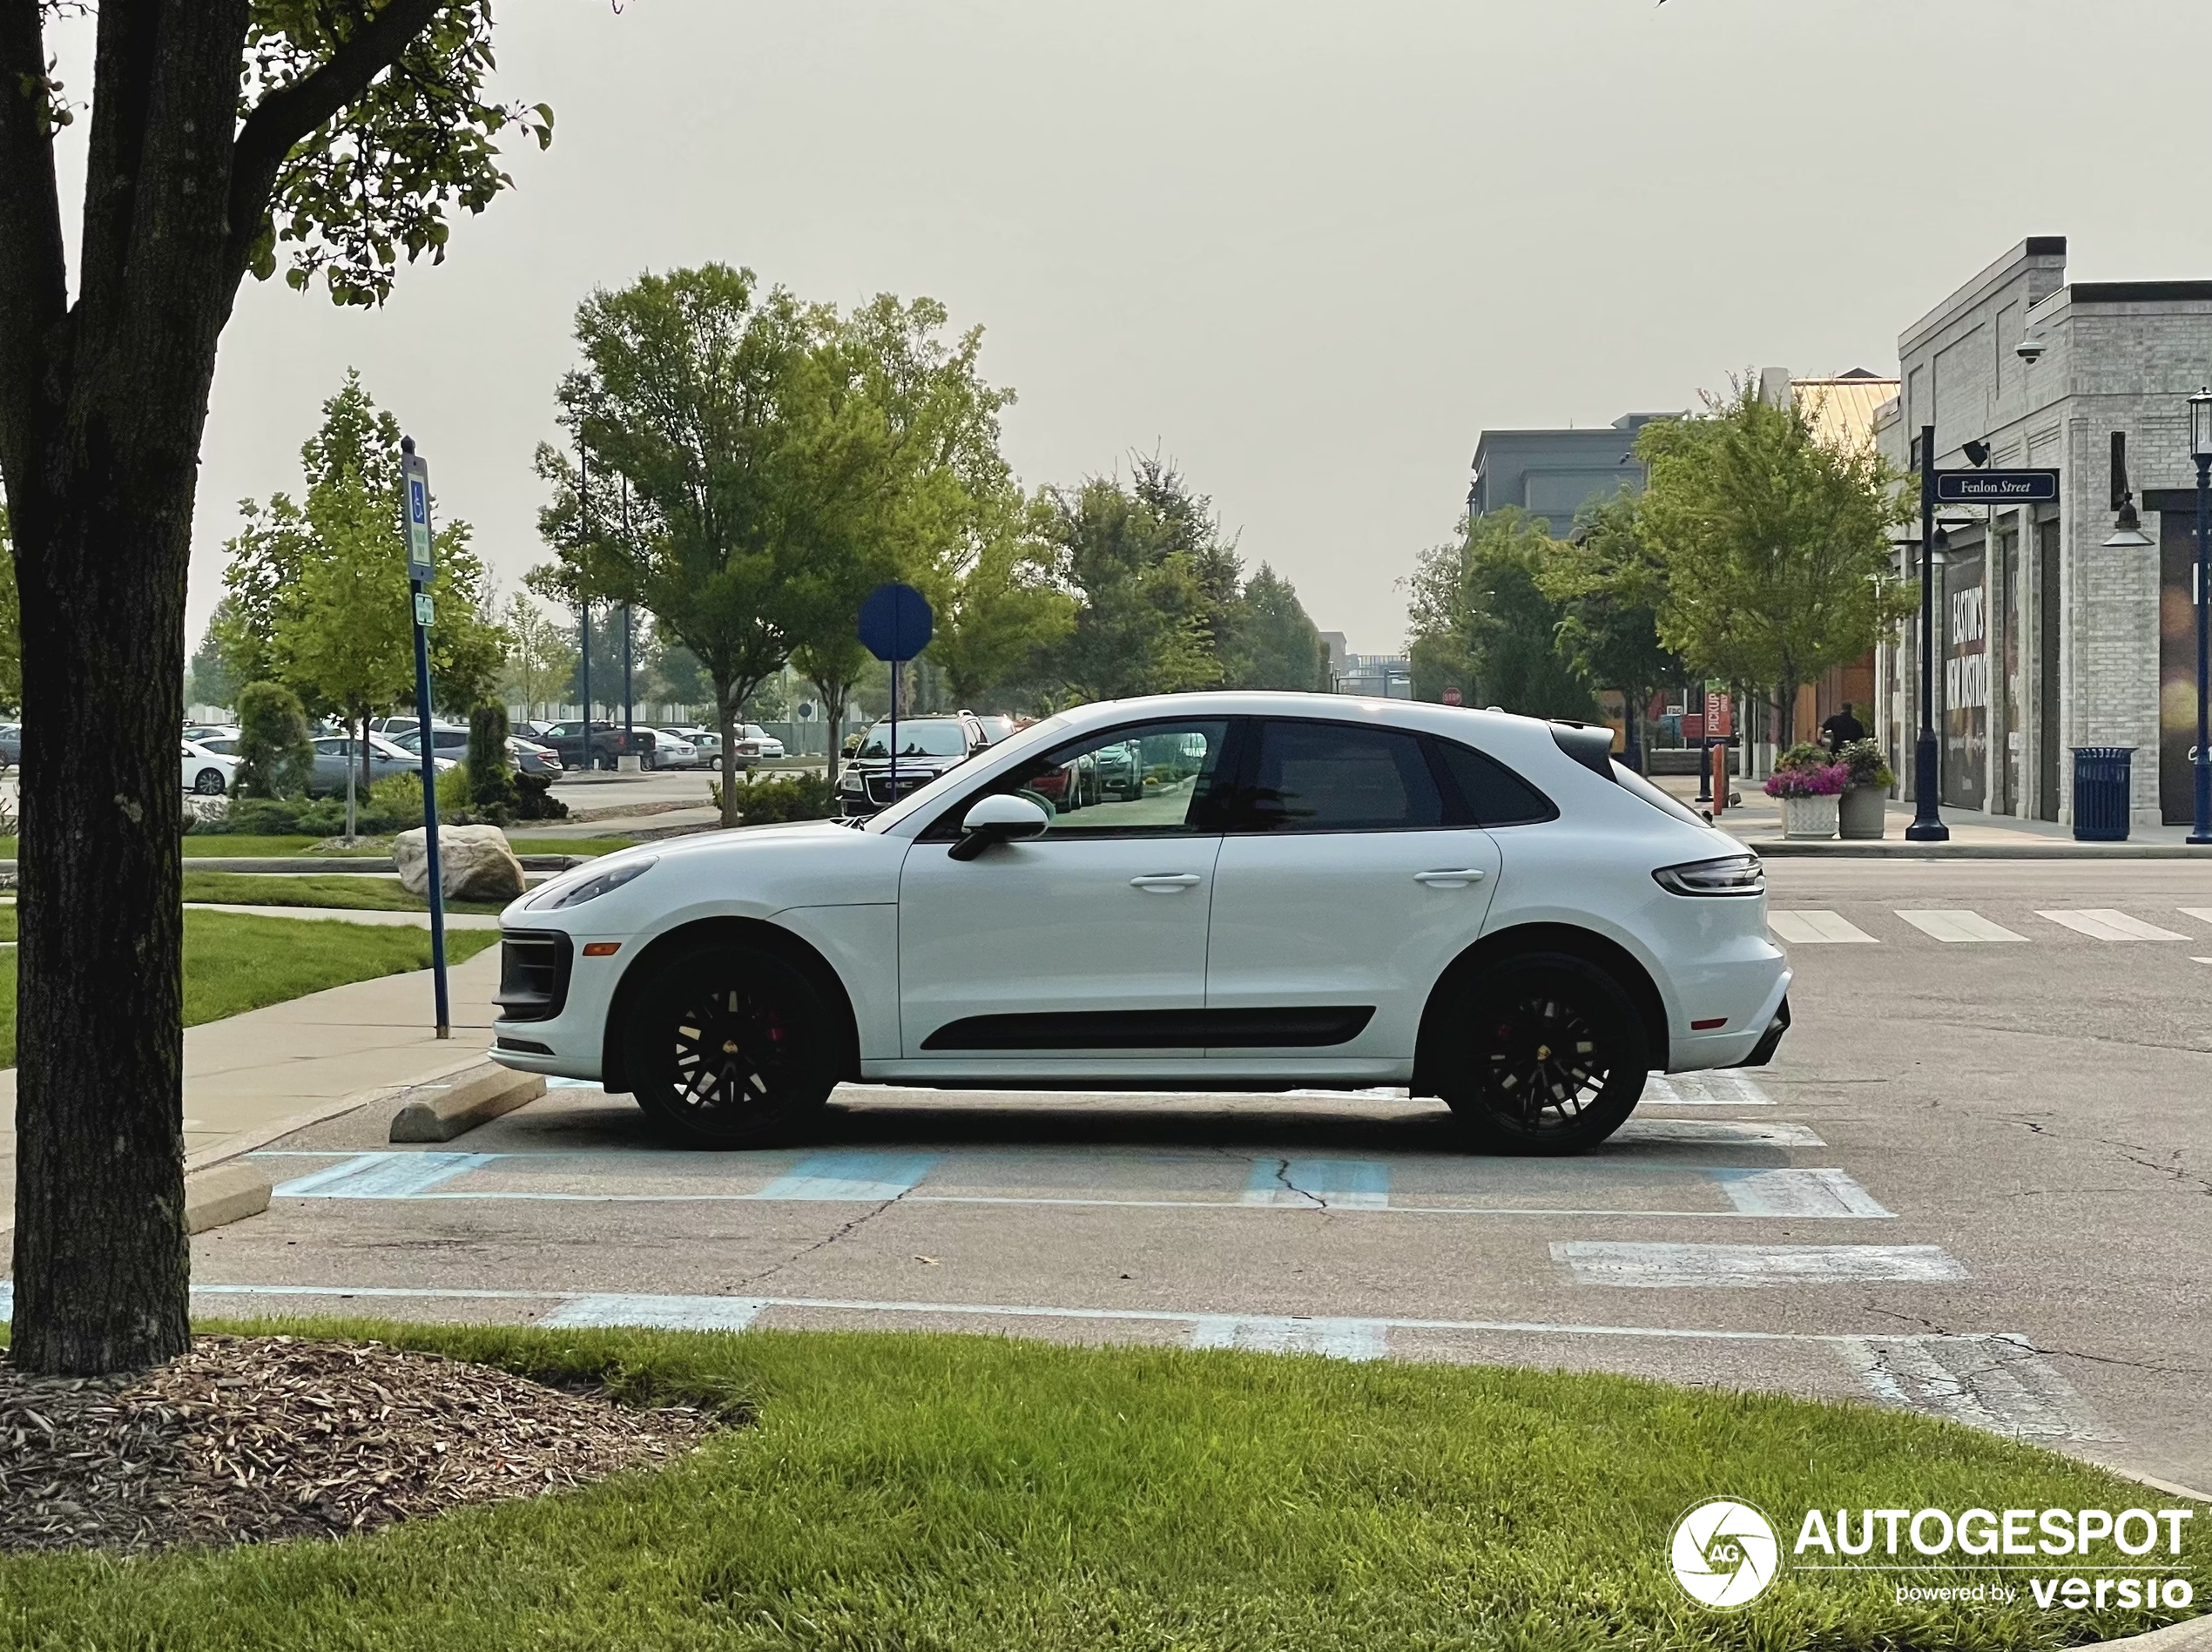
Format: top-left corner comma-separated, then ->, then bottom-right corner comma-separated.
1468,414 -> 1674,535
1875,237 -> 2212,828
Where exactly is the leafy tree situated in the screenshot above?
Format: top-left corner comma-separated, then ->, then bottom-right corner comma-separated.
1536,496 -> 1684,772
468,703 -> 516,819
1635,381 -> 1912,752
232,681 -> 314,799
499,591 -> 578,722
927,500 -> 1076,710
792,636 -> 870,782
186,611 -> 246,713
1031,460 -> 1224,701
651,640 -> 712,718
1404,509 -> 1597,719
1231,563 -> 1327,691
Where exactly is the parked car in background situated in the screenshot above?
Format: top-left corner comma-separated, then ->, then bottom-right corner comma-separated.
307,733 -> 451,798
971,714 -> 1020,746
738,724 -> 785,760
836,711 -> 988,817
636,729 -> 698,770
390,723 -> 567,779
181,738 -> 238,796
534,720 -> 624,772
182,723 -> 237,746
0,724 -> 20,769
658,726 -> 717,766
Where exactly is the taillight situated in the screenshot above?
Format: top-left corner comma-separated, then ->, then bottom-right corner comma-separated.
1652,854 -> 1764,897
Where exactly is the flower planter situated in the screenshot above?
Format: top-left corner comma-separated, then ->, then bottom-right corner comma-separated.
1838,784 -> 1887,840
1781,794 -> 1839,840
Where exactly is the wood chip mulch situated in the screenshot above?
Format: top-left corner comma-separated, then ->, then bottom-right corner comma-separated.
0,1334 -> 718,1554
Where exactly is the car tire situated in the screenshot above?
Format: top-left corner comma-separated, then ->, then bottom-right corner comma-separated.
192,767 -> 227,795
622,941 -> 840,1148
1428,951 -> 1648,1154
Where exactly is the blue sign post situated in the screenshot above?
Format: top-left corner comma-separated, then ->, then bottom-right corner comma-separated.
400,436 -> 450,1038
857,583 -> 934,811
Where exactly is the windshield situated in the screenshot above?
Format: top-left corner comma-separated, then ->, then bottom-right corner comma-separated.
856,720 -> 972,759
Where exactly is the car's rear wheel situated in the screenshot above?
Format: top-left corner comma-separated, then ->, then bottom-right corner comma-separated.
1430,952 -> 1648,1153
192,767 -> 227,795
622,941 -> 840,1147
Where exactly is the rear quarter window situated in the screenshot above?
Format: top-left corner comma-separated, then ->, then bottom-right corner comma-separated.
1432,740 -> 1557,827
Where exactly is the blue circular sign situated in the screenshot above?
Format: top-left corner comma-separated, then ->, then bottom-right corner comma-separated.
857,582 -> 934,663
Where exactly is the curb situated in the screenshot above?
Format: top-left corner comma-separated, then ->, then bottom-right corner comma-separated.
2103,1617 -> 2212,1649
1737,839 -> 2212,860
388,1062 -> 546,1143
183,1162 -> 271,1235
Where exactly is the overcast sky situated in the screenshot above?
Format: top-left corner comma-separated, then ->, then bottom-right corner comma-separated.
55,0 -> 2212,656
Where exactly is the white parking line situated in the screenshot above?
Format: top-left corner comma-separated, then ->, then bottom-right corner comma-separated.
1617,1119 -> 1824,1148
1840,1334 -> 2116,1442
1550,1241 -> 1967,1287
539,1293 -> 768,1332
1895,910 -> 2029,943
1239,1158 -> 1390,1209
1639,1073 -> 1776,1107
273,1152 -> 496,1199
754,1151 -> 941,1201
1769,910 -> 1880,944
1189,1316 -> 1386,1360
1709,1168 -> 1892,1218
2036,909 -> 2189,941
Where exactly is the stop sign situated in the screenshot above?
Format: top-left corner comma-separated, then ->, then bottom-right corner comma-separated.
1441,686 -> 1463,706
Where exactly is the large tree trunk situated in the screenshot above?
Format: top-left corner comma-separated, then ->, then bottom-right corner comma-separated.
811,675 -> 851,783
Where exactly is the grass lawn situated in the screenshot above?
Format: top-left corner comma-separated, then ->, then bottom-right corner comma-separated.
179,870 -> 508,916
0,913 -> 497,1065
0,1323 -> 2195,1649
0,833 -> 626,860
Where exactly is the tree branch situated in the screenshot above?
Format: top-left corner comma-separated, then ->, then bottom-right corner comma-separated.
226,0 -> 448,267
0,0 -> 71,486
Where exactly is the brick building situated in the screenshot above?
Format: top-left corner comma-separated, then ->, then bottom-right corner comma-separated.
1873,237 -> 2212,827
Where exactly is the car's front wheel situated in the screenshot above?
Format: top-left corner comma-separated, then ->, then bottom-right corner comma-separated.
192,767 -> 227,795
1429,952 -> 1648,1153
622,941 -> 841,1147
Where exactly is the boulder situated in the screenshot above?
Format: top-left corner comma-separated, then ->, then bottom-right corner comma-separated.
395,824 -> 526,903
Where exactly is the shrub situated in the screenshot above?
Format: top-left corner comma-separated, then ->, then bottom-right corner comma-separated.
514,772 -> 569,819
1837,737 -> 1894,790
469,704 -> 517,823
368,763 -> 473,825
714,771 -> 836,826
233,681 -> 314,799
1775,741 -> 1832,774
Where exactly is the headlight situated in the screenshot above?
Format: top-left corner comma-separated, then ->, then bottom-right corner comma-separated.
1652,853 -> 1764,897
839,771 -> 865,792
525,856 -> 658,911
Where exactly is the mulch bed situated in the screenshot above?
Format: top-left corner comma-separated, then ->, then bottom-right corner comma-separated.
0,1335 -> 718,1554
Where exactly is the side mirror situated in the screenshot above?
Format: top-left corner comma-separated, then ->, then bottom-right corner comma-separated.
948,792 -> 1049,861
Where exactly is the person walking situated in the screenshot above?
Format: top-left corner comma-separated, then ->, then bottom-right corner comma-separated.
1819,701 -> 1866,755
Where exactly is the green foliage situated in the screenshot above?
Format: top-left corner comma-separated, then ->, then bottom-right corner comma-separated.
233,681 -> 314,799
1838,736 -> 1895,789
367,763 -> 473,823
468,704 -> 516,820
244,2 -> 553,307
1405,509 -> 1598,719
713,770 -> 839,826
499,591 -> 577,721
1230,563 -> 1328,691
1776,741 -> 1831,772
1535,496 -> 1684,767
1634,379 -> 1912,722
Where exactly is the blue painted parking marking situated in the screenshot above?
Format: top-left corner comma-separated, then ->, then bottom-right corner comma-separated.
1189,1314 -> 1386,1359
538,1293 -> 766,1332
273,1151 -> 497,1199
753,1150 -> 941,1201
1239,1157 -> 1390,1209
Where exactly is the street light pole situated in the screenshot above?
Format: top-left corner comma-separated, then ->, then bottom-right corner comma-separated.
2189,390 -> 2212,844
1906,424 -> 1950,840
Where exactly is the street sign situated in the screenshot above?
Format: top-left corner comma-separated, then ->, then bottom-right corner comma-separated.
1704,685 -> 1733,739
1933,469 -> 2060,504
858,582 -> 933,662
402,451 -> 435,580
1440,685 -> 1462,706
1682,712 -> 1705,742
414,592 -> 435,627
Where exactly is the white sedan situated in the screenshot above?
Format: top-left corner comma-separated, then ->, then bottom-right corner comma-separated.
489,692 -> 1790,1150
182,738 -> 239,796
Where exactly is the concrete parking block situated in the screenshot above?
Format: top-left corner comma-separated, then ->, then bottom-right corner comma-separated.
183,1162 -> 272,1235
388,1062 -> 545,1143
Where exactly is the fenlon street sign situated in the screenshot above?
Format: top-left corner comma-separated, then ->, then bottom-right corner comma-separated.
402,451 -> 435,581
1933,469 -> 2060,504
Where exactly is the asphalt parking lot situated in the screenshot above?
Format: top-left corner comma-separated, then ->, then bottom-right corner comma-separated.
186,859 -> 2212,1491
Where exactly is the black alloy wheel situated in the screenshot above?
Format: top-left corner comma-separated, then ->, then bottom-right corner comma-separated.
624,942 -> 840,1147
1436,953 -> 1647,1153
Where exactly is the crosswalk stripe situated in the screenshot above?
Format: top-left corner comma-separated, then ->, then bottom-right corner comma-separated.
1839,1334 -> 2115,1441
1640,1073 -> 1776,1107
1550,1241 -> 1968,1287
1709,1168 -> 1892,1217
1189,1316 -> 1387,1360
1240,1158 -> 1390,1209
2035,908 -> 2189,941
1769,910 -> 1879,944
755,1150 -> 941,1201
1895,909 -> 2028,943
2177,907 -> 2212,929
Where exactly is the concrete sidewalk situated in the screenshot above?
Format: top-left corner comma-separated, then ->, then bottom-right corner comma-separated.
182,901 -> 503,929
1656,775 -> 2212,856
0,946 -> 502,1221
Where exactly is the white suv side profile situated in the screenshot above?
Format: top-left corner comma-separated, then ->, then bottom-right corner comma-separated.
489,693 -> 1790,1152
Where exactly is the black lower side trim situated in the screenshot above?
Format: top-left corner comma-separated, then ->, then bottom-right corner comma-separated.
1740,996 -> 1791,1067
920,1005 -> 1374,1052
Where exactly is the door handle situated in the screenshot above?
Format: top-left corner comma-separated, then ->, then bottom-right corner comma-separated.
1129,873 -> 1202,892
1413,868 -> 1486,886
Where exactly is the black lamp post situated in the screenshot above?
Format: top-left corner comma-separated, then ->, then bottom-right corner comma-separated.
2190,389 -> 2212,844
1905,425 -> 1950,840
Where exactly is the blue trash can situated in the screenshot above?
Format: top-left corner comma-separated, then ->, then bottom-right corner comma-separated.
2071,747 -> 2134,841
